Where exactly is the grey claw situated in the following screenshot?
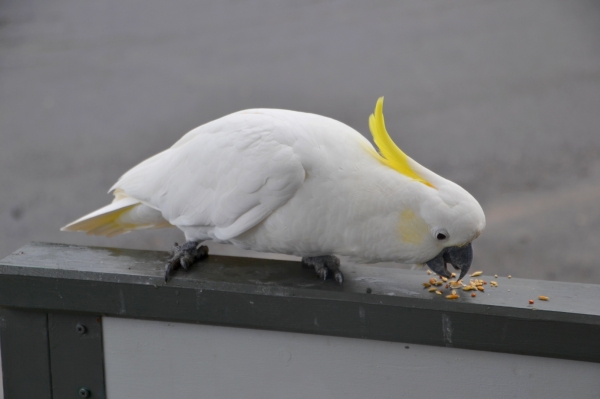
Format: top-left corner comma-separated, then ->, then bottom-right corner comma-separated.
164,264 -> 172,282
334,272 -> 343,285
180,257 -> 189,271
315,266 -> 327,280
301,255 -> 344,284
163,241 -> 207,282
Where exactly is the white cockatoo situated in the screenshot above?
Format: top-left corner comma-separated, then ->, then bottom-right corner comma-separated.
62,98 -> 485,283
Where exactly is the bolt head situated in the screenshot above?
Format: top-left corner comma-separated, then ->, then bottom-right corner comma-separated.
76,323 -> 87,335
78,387 -> 91,397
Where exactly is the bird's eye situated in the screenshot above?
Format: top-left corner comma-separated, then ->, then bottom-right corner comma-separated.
435,230 -> 448,240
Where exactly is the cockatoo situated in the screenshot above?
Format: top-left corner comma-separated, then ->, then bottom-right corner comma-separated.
62,98 -> 485,283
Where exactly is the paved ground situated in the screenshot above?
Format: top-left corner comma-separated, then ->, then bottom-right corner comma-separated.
1,0 -> 600,288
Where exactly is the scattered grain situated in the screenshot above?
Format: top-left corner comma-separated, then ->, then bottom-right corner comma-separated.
471,271 -> 483,277
471,293 -> 476,298
446,294 -> 459,300
538,296 -> 549,301
435,290 -> 442,295
528,300 -> 534,305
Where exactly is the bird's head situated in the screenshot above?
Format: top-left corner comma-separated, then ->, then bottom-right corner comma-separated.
369,97 -> 485,280
418,180 -> 486,280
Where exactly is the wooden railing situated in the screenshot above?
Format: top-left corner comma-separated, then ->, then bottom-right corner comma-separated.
1,242 -> 599,398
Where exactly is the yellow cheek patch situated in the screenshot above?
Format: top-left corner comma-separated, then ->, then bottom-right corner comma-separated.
399,209 -> 430,245
369,97 -> 435,189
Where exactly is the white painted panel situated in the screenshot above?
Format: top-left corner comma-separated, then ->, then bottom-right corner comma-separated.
104,317 -> 600,399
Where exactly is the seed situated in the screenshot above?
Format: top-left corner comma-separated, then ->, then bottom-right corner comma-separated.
428,287 -> 437,292
462,286 -> 474,291
427,270 -> 432,275
471,271 -> 483,277
451,272 -> 456,278
441,276 -> 448,282
508,275 -> 512,279
429,278 -> 438,285
477,286 -> 484,292
451,289 -> 457,295
529,300 -> 534,304
471,293 -> 476,298
490,281 -> 498,287
449,281 -> 463,289
538,296 -> 549,301
494,274 -> 498,278
423,282 -> 431,288
446,294 -> 459,300
435,290 -> 442,295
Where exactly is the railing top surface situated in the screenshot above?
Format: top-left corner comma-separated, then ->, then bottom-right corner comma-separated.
1,242 -> 599,362
1,242 -> 598,317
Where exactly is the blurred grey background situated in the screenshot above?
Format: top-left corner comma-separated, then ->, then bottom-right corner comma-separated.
1,0 -> 600,284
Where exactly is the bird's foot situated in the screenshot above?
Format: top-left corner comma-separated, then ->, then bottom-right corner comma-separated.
301,255 -> 344,284
164,241 -> 208,282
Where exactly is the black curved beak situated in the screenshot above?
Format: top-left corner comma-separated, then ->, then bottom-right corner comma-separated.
425,243 -> 473,281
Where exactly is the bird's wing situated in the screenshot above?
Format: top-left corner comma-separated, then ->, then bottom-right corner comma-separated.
110,112 -> 306,240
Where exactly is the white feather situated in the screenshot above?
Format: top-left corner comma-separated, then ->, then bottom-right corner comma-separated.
65,107 -> 485,265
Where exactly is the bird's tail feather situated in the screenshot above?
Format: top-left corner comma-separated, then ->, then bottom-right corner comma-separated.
61,196 -> 171,237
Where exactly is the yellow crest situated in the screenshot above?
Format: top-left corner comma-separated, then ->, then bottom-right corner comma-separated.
369,97 -> 435,188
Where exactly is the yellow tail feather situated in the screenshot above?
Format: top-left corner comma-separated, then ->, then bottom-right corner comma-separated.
61,203 -> 138,237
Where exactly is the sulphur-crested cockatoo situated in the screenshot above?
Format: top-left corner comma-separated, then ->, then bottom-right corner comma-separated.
62,98 -> 485,283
